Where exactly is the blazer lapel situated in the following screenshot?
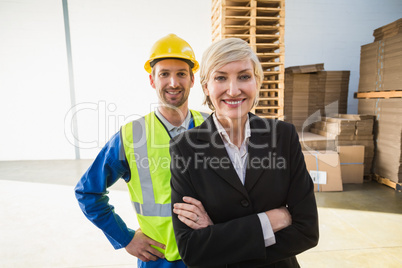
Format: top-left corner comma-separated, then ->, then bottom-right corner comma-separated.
244,114 -> 274,192
196,116 -> 249,197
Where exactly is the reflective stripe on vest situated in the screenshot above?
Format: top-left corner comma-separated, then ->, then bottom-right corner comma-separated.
131,116 -> 171,217
124,110 -> 208,217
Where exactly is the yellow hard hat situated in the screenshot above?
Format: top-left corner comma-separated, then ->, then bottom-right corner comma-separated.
144,33 -> 199,73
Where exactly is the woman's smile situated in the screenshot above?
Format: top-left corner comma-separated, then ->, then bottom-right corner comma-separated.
222,98 -> 246,106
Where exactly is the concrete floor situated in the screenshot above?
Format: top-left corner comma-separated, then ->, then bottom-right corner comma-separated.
0,160 -> 401,268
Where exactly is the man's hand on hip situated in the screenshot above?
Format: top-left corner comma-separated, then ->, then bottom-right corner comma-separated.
125,228 -> 165,262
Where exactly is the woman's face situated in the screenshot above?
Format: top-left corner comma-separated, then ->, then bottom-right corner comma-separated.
205,59 -> 258,123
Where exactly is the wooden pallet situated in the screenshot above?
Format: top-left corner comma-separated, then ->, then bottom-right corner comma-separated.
354,90 -> 402,99
212,0 -> 285,120
371,174 -> 402,192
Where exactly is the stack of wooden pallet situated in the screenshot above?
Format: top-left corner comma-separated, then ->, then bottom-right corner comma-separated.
310,114 -> 375,175
284,64 -> 350,131
356,18 -> 402,186
211,0 -> 285,119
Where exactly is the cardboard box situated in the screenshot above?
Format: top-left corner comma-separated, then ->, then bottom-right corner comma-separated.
340,165 -> 365,184
337,145 -> 365,184
337,145 -> 365,163
303,150 -> 343,192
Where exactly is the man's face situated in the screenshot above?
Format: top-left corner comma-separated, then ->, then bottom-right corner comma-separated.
150,59 -> 194,109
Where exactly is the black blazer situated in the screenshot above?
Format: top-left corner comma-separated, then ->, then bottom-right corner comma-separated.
170,113 -> 319,268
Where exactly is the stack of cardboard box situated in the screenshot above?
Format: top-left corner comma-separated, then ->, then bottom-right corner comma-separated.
284,64 -> 350,131
285,63 -> 324,74
358,99 -> 402,183
301,142 -> 365,191
318,71 -> 349,116
373,18 -> 402,42
310,114 -> 375,175
357,18 -> 402,184
285,71 -> 320,131
359,22 -> 402,92
299,131 -> 335,151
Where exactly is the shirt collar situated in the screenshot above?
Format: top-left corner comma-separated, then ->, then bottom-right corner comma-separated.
212,113 -> 251,145
155,108 -> 191,131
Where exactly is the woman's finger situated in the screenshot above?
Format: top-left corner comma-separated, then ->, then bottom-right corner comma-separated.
174,202 -> 198,212
178,215 -> 198,229
183,196 -> 207,213
173,207 -> 198,221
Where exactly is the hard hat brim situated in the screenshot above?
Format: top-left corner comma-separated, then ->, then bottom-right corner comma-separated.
144,56 -> 199,73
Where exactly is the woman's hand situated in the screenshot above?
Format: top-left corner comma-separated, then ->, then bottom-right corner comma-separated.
173,196 -> 214,229
265,206 -> 292,233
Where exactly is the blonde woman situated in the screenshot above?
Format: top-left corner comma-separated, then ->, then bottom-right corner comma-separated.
170,38 -> 319,267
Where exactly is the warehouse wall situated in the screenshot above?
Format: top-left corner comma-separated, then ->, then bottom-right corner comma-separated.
1,0 -> 401,160
0,0 -> 212,160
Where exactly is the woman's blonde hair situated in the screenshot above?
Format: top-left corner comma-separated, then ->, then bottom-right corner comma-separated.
199,38 -> 264,110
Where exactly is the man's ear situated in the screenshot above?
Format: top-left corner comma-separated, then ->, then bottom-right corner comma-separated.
149,74 -> 156,89
190,74 -> 195,88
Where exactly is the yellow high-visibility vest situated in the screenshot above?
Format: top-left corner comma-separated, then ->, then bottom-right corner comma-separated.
121,110 -> 207,261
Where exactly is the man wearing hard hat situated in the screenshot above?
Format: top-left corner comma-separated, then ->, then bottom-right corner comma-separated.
75,34 -> 208,268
